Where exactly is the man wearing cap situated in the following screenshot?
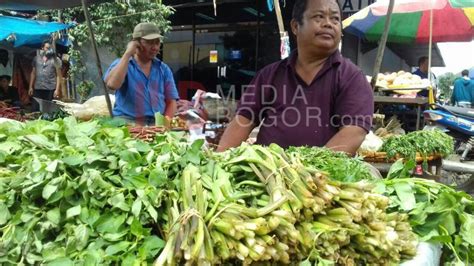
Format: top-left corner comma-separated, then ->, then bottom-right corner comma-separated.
104,22 -> 179,125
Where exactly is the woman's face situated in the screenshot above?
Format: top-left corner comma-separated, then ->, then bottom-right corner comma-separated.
42,43 -> 51,52
0,78 -> 9,90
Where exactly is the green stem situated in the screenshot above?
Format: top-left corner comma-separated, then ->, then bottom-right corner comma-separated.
256,195 -> 288,217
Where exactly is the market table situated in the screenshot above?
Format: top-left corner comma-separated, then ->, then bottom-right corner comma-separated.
374,95 -> 429,130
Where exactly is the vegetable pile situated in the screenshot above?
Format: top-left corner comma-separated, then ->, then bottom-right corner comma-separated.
155,144 -> 417,265
39,109 -> 70,121
288,146 -> 374,182
379,177 -> 474,264
324,157 -> 474,265
0,118 -> 190,265
379,129 -> 454,160
0,118 -> 418,265
1,117 -> 472,265
128,125 -> 166,142
0,107 -> 38,122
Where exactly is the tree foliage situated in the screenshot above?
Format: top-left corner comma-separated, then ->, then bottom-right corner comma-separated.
437,72 -> 457,101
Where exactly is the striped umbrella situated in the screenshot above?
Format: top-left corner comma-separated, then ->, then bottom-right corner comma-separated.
343,0 -> 474,44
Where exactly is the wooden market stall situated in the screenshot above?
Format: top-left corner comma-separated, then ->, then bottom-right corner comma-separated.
343,0 -> 473,133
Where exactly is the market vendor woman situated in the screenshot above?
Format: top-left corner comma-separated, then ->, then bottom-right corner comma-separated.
0,75 -> 20,107
217,0 -> 373,155
104,22 -> 179,125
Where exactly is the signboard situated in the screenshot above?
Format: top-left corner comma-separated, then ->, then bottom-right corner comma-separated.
209,50 -> 218,63
338,0 -> 376,17
280,31 -> 290,60
230,50 -> 242,60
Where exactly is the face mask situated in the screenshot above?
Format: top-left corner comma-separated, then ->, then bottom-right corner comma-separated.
45,48 -> 55,57
41,48 -> 53,56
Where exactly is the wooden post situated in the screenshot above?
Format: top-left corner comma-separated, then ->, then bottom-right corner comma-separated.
273,0 -> 285,34
81,0 -> 113,117
428,4 -> 433,84
370,0 -> 395,89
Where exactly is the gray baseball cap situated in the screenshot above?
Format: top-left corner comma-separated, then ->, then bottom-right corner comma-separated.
132,22 -> 163,40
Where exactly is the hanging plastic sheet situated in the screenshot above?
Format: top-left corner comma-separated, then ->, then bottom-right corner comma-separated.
0,16 -> 72,47
267,0 -> 274,11
0,31 -> 11,43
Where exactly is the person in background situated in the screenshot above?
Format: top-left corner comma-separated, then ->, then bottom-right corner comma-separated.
413,56 -> 437,98
451,69 -> 474,108
217,0 -> 373,155
104,22 -> 179,126
29,40 -> 62,109
0,75 -> 20,107
413,56 -> 429,80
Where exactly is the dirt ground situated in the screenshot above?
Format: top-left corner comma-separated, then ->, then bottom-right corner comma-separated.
437,154 -> 474,195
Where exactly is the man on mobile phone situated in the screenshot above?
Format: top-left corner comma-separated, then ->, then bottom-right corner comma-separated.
104,22 -> 179,125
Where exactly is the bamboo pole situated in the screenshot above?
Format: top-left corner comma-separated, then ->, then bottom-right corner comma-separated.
273,0 -> 285,34
370,0 -> 396,89
81,0 -> 113,117
273,0 -> 289,59
427,1 -> 435,105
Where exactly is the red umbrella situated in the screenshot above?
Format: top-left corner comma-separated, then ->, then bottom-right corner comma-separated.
344,0 -> 474,101
343,0 -> 474,43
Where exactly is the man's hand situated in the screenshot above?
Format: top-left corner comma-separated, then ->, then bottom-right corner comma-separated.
164,99 -> 177,119
28,87 -> 34,96
105,41 -> 138,90
54,88 -> 61,99
325,126 -> 367,156
124,40 -> 140,58
216,115 -> 255,152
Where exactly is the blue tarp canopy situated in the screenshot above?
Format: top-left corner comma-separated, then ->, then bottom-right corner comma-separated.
0,16 -> 72,47
0,0 -> 104,11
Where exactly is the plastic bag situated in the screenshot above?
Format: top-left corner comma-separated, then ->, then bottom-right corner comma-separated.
400,242 -> 442,266
190,90 -> 237,122
358,131 -> 384,153
57,95 -> 115,120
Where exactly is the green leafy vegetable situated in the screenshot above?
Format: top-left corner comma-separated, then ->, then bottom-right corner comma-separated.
0,117 -> 195,264
380,129 -> 454,161
377,173 -> 474,264
287,146 -> 374,182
